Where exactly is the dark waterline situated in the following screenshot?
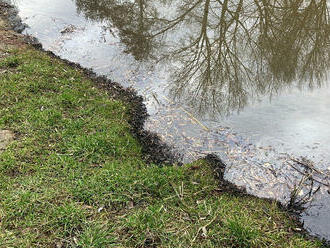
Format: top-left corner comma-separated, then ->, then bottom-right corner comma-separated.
11,0 -> 330,240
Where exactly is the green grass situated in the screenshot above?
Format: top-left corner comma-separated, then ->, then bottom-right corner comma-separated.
0,48 -> 323,247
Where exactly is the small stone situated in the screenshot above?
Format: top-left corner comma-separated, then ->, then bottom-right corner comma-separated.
0,130 -> 14,152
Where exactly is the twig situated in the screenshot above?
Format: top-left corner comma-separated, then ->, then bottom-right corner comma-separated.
290,157 -> 329,177
287,162 -> 330,187
191,214 -> 218,246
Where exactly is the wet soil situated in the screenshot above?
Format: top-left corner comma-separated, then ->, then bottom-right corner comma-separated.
0,4 -> 25,50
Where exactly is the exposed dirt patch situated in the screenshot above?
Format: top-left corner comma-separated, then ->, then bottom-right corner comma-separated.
0,1 -> 27,31
0,2 -> 27,52
0,129 -> 14,152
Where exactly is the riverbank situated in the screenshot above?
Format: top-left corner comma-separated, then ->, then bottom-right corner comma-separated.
0,3 -> 326,247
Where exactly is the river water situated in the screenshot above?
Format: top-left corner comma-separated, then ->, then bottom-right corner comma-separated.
10,0 -> 330,240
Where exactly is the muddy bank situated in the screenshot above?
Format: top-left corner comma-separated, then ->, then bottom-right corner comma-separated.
0,1 -> 26,32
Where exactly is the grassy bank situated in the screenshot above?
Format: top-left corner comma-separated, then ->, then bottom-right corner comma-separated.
0,24 -> 324,248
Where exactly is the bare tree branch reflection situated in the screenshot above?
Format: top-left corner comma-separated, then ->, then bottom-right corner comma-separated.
75,0 -> 159,60
74,0 -> 330,116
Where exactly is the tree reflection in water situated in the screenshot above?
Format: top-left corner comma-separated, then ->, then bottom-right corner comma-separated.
75,0 -> 330,115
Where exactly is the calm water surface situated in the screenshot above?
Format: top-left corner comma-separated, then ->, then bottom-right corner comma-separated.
11,0 -> 330,240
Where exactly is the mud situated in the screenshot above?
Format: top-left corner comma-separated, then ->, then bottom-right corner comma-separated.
0,1 -> 26,32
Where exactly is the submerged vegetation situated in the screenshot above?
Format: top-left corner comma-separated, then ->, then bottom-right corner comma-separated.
0,33 -> 325,246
